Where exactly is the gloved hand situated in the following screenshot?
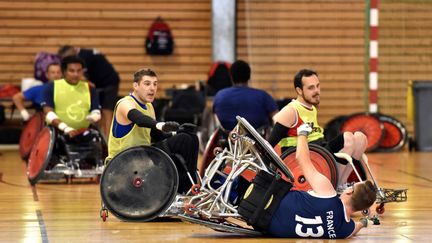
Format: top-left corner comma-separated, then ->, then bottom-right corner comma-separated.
20,109 -> 30,121
156,121 -> 180,133
178,123 -> 197,134
86,110 -> 101,123
297,123 -> 312,136
360,218 -> 369,228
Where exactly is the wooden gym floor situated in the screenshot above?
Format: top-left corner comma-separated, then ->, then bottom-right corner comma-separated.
0,147 -> 431,243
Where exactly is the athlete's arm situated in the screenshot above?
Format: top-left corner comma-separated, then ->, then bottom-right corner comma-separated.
296,125 -> 336,196
268,105 -> 297,147
348,219 -> 367,238
273,105 -> 297,128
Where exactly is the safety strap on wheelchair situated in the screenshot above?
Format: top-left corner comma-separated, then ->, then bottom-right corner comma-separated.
238,170 -> 292,232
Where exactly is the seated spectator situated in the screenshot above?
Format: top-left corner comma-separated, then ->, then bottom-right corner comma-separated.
12,63 -> 62,121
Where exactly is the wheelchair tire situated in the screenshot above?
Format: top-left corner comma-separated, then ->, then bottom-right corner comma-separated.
346,159 -> 367,183
19,112 -> 45,161
27,126 -> 56,185
340,112 -> 384,152
100,146 -> 179,221
324,115 -> 348,142
281,144 -> 338,191
376,113 -> 407,152
199,128 -> 224,177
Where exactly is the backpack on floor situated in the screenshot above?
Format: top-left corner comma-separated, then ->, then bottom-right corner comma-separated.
145,17 -> 174,55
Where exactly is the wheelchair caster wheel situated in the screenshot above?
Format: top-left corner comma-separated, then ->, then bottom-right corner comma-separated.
191,184 -> 200,195
376,204 -> 385,214
213,147 -> 223,156
100,209 -> 108,222
184,204 -> 197,214
229,131 -> 239,142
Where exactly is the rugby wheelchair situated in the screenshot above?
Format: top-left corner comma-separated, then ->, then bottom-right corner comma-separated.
27,125 -> 107,185
19,112 -> 45,161
99,116 -> 406,234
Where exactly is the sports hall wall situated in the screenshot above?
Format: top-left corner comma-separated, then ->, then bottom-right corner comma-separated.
237,0 -> 432,133
1,0 -> 431,132
0,0 -> 212,95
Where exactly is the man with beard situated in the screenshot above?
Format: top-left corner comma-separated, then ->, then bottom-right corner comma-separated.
106,68 -> 199,193
267,69 -> 368,185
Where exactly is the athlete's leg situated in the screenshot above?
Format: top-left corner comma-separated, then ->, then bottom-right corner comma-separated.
352,131 -> 368,160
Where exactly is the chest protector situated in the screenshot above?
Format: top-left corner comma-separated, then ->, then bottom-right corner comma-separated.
279,100 -> 324,148
107,96 -> 155,161
53,79 -> 90,130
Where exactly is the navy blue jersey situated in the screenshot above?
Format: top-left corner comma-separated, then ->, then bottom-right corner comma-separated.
268,190 -> 355,239
213,86 -> 278,131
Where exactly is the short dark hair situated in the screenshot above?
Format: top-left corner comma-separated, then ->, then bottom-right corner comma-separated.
61,55 -> 85,73
133,68 -> 157,83
350,180 -> 377,212
294,69 -> 318,89
230,60 -> 251,84
58,45 -> 74,57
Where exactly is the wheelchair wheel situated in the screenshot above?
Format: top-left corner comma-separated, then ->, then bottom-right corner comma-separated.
19,112 -> 45,161
324,115 -> 348,142
376,113 -> 407,152
346,159 -> 367,183
27,126 -> 56,185
100,146 -> 179,221
340,113 -> 384,152
281,144 -> 338,191
199,128 -> 224,177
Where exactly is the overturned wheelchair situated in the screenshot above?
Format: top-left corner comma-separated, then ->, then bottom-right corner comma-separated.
99,116 -> 407,234
27,126 -> 106,185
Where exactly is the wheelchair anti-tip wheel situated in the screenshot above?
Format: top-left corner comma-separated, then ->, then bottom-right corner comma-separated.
27,126 -> 56,185
100,146 -> 179,221
281,144 -> 338,191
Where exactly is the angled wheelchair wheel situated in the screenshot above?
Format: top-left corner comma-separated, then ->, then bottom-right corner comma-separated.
281,144 -> 338,191
340,113 -> 384,152
19,112 -> 45,161
199,128 -> 224,177
27,126 -> 56,185
100,146 -> 178,221
376,114 -> 407,152
346,159 -> 367,183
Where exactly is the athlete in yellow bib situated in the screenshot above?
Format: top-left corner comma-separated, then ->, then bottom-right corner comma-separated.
42,56 -> 101,137
106,68 -> 199,193
267,69 -> 368,185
